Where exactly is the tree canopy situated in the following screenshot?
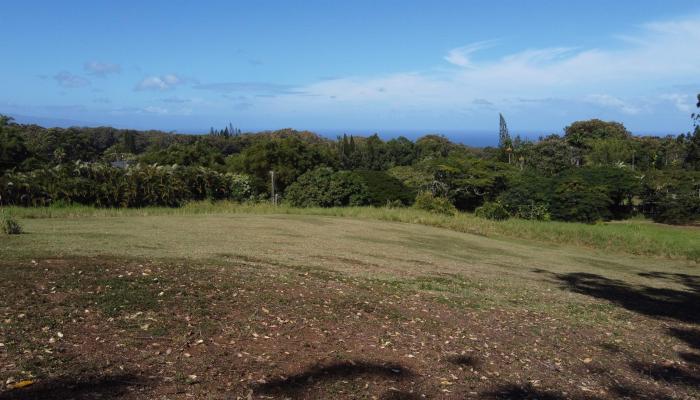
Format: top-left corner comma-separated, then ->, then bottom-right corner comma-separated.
0,112 -> 698,224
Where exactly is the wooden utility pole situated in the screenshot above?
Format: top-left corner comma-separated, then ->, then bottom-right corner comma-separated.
270,170 -> 276,206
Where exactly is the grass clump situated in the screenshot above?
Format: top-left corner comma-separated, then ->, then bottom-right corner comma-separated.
96,276 -> 160,317
1,210 -> 23,234
413,192 -> 457,215
475,201 -> 510,220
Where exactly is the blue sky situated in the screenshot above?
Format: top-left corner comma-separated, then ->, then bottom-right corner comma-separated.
1,1 -> 699,137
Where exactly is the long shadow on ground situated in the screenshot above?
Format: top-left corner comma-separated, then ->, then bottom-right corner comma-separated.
482,383 -> 585,400
0,374 -> 143,400
536,269 -> 700,392
485,382 -> 678,400
537,270 -> 700,324
252,361 -> 414,398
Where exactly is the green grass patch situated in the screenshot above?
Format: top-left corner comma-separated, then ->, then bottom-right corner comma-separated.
95,276 -> 161,317
4,201 -> 697,261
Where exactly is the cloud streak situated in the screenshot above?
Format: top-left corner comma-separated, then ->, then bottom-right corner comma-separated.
84,61 -> 121,77
660,93 -> 693,113
444,40 -> 498,67
193,81 -> 300,95
135,74 -> 185,91
263,14 -> 700,121
53,71 -> 90,88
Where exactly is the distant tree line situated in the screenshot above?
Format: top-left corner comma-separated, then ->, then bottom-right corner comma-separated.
1,95 -> 699,224
0,162 -> 251,207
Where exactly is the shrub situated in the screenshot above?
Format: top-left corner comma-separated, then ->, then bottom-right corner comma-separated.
474,201 -> 510,220
571,166 -> 640,220
640,170 -> 700,225
501,168 -> 640,222
352,170 -> 415,206
499,172 -> 551,214
385,199 -> 404,209
413,192 -> 456,215
650,193 -> 700,225
387,166 -> 433,192
514,202 -> 551,221
549,178 -> 612,223
285,167 -> 369,207
1,211 -> 22,234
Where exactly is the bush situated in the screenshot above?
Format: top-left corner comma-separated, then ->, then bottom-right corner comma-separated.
385,199 -> 404,209
499,172 -> 551,214
475,201 -> 510,220
572,166 -> 640,220
413,192 -> 456,215
352,170 -> 415,206
387,166 -> 433,192
549,178 -> 612,223
285,167 -> 369,207
501,168 -> 641,222
640,170 -> 700,225
1,211 -> 22,234
649,193 -> 700,225
514,202 -> 551,221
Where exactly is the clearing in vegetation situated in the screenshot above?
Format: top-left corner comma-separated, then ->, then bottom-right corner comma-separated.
0,209 -> 698,399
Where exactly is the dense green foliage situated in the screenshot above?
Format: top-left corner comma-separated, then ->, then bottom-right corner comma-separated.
1,210 -> 22,234
413,191 -> 457,215
228,135 -> 336,194
1,96 -> 699,224
0,162 -> 251,207
475,201 -> 510,220
284,167 -> 368,207
352,170 -> 415,206
640,169 -> 700,224
549,177 -> 612,223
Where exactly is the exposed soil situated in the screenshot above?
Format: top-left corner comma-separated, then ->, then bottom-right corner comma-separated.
0,258 -> 698,399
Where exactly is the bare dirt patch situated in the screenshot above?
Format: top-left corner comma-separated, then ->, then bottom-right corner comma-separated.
1,257 -> 698,399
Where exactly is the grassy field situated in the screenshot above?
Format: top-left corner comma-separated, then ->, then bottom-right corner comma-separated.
5,201 -> 700,261
0,206 -> 698,399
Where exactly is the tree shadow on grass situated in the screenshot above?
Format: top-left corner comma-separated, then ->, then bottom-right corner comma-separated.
445,354 -> 480,368
0,374 -> 143,400
252,360 -> 414,398
481,384 -> 583,400
630,361 -> 700,388
537,269 -> 700,391
484,382 -> 678,400
669,327 -> 700,369
669,327 -> 700,350
536,270 -> 699,324
380,391 -> 423,400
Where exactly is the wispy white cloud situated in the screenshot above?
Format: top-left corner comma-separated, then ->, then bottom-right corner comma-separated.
84,61 -> 121,77
92,97 -> 112,104
660,93 -> 693,113
161,96 -> 191,104
472,98 -> 495,108
135,74 -> 184,91
143,106 -> 168,114
584,94 -> 641,115
444,40 -> 497,67
53,71 -> 90,88
264,14 -> 700,122
109,105 -> 185,116
193,81 -> 300,95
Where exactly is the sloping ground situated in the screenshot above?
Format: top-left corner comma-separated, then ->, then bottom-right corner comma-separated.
0,214 -> 698,399
1,214 -> 696,284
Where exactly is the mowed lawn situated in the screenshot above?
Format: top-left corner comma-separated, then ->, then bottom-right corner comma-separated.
0,213 -> 698,399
